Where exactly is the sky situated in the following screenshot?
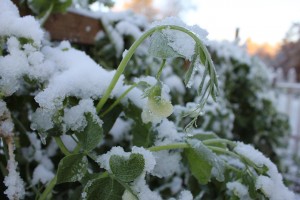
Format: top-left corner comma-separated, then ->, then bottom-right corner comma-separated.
113,0 -> 300,45
179,0 -> 300,45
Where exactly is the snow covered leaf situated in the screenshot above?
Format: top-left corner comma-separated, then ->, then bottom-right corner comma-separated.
109,153 -> 145,183
185,139 -> 225,183
149,31 -> 183,59
75,113 -> 103,152
56,153 -> 88,184
82,177 -> 125,200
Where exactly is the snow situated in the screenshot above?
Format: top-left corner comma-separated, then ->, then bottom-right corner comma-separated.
122,190 -> 136,200
4,160 -> 25,200
164,75 -> 186,94
226,181 -> 251,200
151,151 -> 181,178
34,46 -> 123,109
63,99 -> 101,132
0,0 -> 44,45
178,190 -> 193,200
110,117 -> 133,142
130,175 -> 162,200
154,119 -> 184,145
234,142 -> 295,200
1,119 -> 14,136
0,37 -> 29,96
60,134 -> 77,151
32,164 -> 55,185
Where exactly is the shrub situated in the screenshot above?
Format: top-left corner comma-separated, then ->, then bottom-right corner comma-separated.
0,1 -> 295,199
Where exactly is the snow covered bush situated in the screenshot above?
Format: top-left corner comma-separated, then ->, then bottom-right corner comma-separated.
0,0 -> 295,199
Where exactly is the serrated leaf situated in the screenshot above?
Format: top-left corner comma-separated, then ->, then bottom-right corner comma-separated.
185,139 -> 225,183
148,31 -> 183,59
75,113 -> 103,152
109,153 -> 145,183
82,177 -> 125,200
56,153 -> 88,184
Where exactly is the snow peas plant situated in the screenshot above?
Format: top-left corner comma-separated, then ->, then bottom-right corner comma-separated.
0,1 -> 295,199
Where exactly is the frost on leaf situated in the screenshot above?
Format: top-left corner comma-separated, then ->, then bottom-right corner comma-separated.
56,153 -> 88,184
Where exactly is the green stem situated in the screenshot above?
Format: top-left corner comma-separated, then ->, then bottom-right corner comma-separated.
156,59 -> 166,80
54,137 -> 71,156
148,142 -> 189,152
202,138 -> 236,147
72,143 -> 81,154
38,175 -> 57,200
101,83 -> 138,117
207,146 -> 240,159
96,25 -> 212,113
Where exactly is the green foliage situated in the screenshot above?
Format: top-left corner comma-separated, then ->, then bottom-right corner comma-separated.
82,177 -> 125,200
124,103 -> 155,147
27,0 -> 72,15
75,113 -> 103,152
109,153 -> 145,182
56,153 -> 88,184
184,146 -> 213,184
185,139 -> 225,184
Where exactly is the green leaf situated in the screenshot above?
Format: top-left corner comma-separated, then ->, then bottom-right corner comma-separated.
184,53 -> 198,86
148,31 -> 183,59
82,177 -> 125,200
109,153 -> 145,183
56,153 -> 88,184
124,102 -> 155,147
80,172 -> 107,186
185,139 -> 225,184
184,146 -> 212,184
75,113 -> 103,152
28,0 -> 71,15
102,100 -> 123,134
52,0 -> 72,13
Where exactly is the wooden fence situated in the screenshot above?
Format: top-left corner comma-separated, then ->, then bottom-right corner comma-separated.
276,81 -> 300,155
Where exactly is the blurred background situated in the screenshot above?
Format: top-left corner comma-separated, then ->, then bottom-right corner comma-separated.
108,0 -> 300,81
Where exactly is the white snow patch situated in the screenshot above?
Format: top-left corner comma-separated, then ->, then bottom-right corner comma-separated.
32,164 -> 55,185
234,142 -> 295,200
